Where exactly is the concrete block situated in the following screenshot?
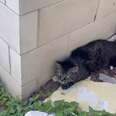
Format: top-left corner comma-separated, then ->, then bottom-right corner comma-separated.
10,49 -> 21,86
0,4 -> 20,52
38,0 -> 98,46
0,65 -> 21,98
22,80 -> 38,99
20,11 -> 38,54
20,0 -> 63,15
97,0 -> 116,20
69,12 -> 116,51
0,38 -> 10,72
6,0 -> 63,15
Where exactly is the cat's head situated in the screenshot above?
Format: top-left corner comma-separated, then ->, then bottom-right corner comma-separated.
53,60 -> 82,89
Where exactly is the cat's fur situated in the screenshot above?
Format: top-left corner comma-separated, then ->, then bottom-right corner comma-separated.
54,39 -> 116,89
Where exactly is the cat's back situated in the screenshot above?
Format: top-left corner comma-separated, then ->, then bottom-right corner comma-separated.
102,40 -> 116,56
70,39 -> 106,59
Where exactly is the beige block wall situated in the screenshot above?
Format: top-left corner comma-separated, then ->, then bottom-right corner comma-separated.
38,0 -> 98,46
0,0 -> 116,99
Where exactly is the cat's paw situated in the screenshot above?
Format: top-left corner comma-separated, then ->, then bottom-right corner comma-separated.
61,82 -> 74,90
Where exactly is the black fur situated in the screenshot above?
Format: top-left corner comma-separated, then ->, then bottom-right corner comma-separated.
71,40 -> 116,72
55,39 -> 116,89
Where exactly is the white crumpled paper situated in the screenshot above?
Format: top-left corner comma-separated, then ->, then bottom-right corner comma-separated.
25,111 -> 55,116
76,87 -> 109,111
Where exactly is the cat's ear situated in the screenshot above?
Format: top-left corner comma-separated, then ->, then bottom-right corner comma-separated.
70,66 -> 79,73
56,61 -> 63,70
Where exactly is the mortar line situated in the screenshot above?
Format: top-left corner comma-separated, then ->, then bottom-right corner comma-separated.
94,0 -> 101,21
8,46 -> 11,74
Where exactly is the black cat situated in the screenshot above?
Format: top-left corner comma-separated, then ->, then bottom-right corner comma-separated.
54,39 -> 116,89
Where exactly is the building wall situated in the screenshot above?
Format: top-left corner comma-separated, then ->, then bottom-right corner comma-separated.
0,0 -> 116,99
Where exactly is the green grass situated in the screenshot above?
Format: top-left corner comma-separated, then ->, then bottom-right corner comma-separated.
0,82 -> 116,116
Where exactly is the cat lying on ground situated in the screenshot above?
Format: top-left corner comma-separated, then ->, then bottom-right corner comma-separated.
54,39 -> 116,89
